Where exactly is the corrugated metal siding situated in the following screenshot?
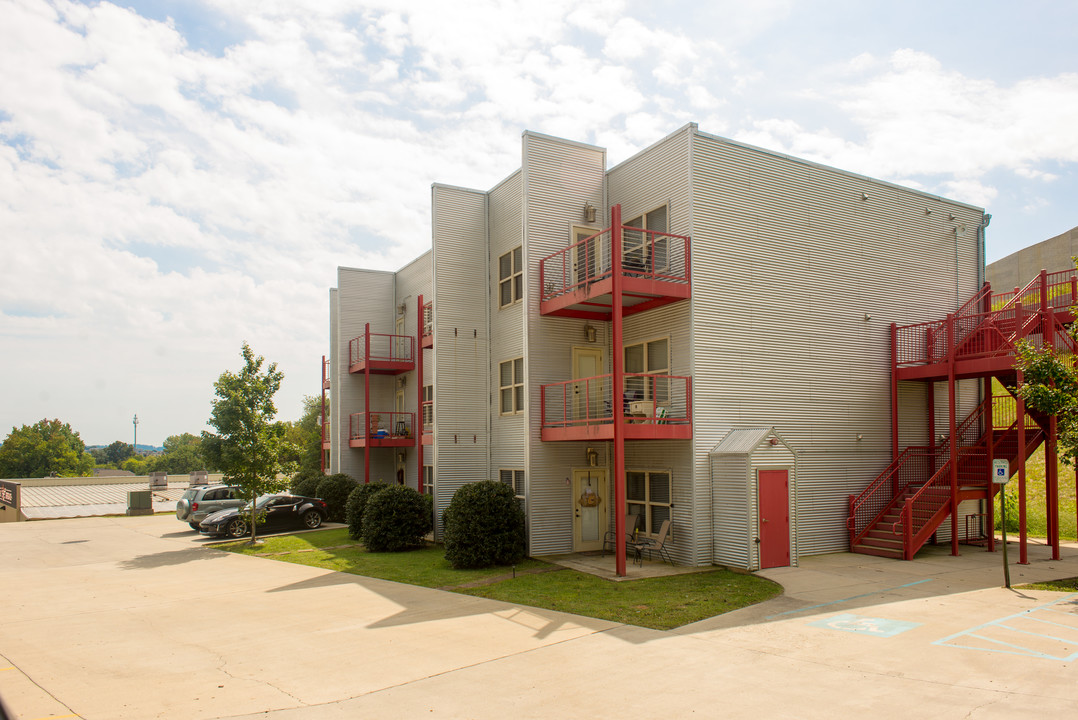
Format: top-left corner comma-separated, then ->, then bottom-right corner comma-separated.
690,129 -> 983,560
328,288 -> 340,474
432,185 -> 490,536
488,170 -> 526,496
334,267 -> 396,481
394,251 -> 432,491
606,126 -> 701,562
522,132 -> 607,556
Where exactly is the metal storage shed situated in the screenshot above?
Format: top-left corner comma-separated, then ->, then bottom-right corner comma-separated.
710,427 -> 797,571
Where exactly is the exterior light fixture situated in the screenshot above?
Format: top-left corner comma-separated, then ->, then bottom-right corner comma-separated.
586,447 -> 599,466
864,313 -> 872,321
397,452 -> 406,464
861,192 -> 868,201
584,323 -> 597,343
584,202 -> 597,224
857,434 -> 864,441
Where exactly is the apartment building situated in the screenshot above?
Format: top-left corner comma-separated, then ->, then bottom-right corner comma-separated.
327,123 -> 987,573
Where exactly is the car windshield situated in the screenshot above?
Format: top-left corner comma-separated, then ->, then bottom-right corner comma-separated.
253,494 -> 285,509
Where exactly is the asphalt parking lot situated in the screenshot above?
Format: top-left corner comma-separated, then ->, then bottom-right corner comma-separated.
1,514 -> 1076,719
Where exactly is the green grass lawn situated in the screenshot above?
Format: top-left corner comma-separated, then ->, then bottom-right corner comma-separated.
994,444 -> 1078,541
220,528 -> 782,630
1017,577 -> 1078,592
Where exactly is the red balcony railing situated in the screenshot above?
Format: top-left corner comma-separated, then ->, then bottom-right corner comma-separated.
348,332 -> 415,372
421,301 -> 433,348
539,225 -> 690,303
321,421 -> 331,448
348,412 -> 416,447
540,373 -> 692,431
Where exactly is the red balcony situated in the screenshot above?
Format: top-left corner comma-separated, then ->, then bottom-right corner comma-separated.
539,224 -> 690,319
421,301 -> 433,349
322,356 -> 331,389
348,412 -> 416,448
321,422 -> 331,450
540,373 -> 692,441
349,333 -> 415,374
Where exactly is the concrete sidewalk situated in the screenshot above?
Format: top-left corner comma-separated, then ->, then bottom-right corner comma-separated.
1,516 -> 1076,719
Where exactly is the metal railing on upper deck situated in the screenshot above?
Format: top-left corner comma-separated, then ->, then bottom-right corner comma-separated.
348,332 -> 415,367
540,373 -> 692,429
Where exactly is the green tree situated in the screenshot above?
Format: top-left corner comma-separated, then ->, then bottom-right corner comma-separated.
277,396 -> 323,474
156,433 -> 209,474
0,419 -> 95,479
1015,335 -> 1078,463
104,440 -> 135,466
201,343 -> 297,543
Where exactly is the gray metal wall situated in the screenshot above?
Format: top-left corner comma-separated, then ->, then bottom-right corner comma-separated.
328,288 -> 340,474
521,132 -> 607,556
431,184 -> 490,535
333,267 -> 396,481
394,251 -> 432,491
688,127 -> 985,558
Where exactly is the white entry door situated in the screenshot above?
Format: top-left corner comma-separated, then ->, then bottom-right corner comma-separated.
572,469 -> 608,552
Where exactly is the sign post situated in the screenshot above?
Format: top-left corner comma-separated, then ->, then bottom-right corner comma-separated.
993,459 -> 1011,589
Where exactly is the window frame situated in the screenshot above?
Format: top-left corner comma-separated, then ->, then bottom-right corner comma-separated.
500,468 -> 526,514
623,336 -> 670,403
498,246 -> 524,308
499,357 -> 525,415
625,468 -> 672,537
623,205 -> 669,273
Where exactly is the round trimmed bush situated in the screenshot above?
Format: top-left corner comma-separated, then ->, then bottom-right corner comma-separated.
361,485 -> 433,552
345,481 -> 390,540
443,480 -> 526,569
290,469 -> 323,498
315,473 -> 358,523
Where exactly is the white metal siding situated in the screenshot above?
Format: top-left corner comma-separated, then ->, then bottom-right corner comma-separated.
689,128 -> 984,559
432,185 -> 490,536
522,132 -> 607,556
394,251 -> 433,491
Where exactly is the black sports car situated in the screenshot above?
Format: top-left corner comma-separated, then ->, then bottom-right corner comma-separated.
199,493 -> 328,538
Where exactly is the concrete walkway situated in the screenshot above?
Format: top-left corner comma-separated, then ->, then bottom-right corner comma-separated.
1,516 -> 1076,719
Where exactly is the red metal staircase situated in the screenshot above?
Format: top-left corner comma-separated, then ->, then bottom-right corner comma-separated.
849,395 -> 1045,559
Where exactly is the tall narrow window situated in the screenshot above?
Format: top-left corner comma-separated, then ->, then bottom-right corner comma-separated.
623,205 -> 668,274
500,468 -> 526,512
624,337 -> 670,402
499,246 -> 523,307
421,385 -> 434,430
500,358 -> 524,414
626,470 -> 671,535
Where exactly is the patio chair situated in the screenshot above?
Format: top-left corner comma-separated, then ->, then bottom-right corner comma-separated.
627,519 -> 673,565
602,514 -> 640,557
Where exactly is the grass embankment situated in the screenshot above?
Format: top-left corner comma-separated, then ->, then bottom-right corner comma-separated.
222,528 -> 781,630
994,444 -> 1078,541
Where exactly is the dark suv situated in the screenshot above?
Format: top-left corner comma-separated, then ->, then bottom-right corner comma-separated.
176,485 -> 244,530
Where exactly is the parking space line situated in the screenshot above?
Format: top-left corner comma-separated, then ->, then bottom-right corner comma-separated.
934,592 -> 1078,661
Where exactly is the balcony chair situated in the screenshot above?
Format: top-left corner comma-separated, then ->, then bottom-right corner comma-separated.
627,519 -> 673,565
602,513 -> 640,557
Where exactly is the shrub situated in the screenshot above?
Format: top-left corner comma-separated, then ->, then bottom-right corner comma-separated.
290,469 -> 323,498
315,473 -> 358,523
443,480 -> 526,569
361,485 -> 433,552
345,481 -> 390,540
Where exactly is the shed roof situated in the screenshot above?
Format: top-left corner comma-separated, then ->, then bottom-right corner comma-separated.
710,427 -> 775,455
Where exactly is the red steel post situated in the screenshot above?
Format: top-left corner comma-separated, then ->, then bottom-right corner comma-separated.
947,313 -> 959,556
364,323 -> 371,485
611,204 -> 627,578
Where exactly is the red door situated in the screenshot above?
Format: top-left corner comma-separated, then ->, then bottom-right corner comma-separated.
758,469 -> 790,569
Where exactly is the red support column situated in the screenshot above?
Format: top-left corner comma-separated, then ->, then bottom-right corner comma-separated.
890,322 -> 899,468
417,295 -> 424,494
611,204 -> 627,578
985,377 -> 995,553
927,381 -> 936,450
947,313 -> 959,556
1016,300 -> 1028,564
364,323 -> 371,485
1048,414 -> 1060,560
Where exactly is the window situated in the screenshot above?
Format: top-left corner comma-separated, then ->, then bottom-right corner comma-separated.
623,205 -> 668,273
500,469 -> 526,513
626,470 -> 671,536
499,246 -> 523,307
421,385 -> 434,429
624,337 -> 670,403
499,358 -> 524,414
572,225 -> 603,285
423,465 -> 434,496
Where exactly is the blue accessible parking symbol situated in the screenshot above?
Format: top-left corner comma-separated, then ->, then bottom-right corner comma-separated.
809,613 -> 921,638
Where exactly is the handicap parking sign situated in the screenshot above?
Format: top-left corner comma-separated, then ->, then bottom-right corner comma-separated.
992,459 -> 1009,484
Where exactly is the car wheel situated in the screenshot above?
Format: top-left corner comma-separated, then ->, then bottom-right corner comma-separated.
227,518 -> 248,538
302,510 -> 323,529
189,522 -> 201,531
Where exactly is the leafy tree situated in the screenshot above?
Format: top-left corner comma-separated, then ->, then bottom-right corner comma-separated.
104,440 -> 135,466
201,343 -> 298,543
156,433 -> 209,474
1015,331 -> 1078,463
0,419 -> 95,479
277,396 -> 324,474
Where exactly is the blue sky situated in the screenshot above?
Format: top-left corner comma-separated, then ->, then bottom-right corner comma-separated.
1,0 -> 1076,445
